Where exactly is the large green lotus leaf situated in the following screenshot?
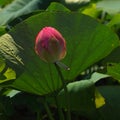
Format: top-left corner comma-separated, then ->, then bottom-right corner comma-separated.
102,47 -> 120,64
2,11 -> 119,95
46,2 -> 70,12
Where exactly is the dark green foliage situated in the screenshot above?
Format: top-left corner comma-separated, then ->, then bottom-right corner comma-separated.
0,1 -> 120,120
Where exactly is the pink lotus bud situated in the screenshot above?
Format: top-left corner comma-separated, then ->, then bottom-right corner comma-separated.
35,27 -> 66,63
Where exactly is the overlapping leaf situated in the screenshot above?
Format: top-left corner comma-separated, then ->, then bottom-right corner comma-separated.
98,86 -> 120,120
50,72 -> 108,119
0,0 -> 51,25
96,0 -> 120,15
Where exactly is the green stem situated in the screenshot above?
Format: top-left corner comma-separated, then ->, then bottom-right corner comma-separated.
54,95 -> 65,120
54,63 -> 71,120
37,111 -> 42,120
43,97 -> 54,120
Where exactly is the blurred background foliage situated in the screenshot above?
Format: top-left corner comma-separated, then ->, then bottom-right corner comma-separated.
0,0 -> 120,120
